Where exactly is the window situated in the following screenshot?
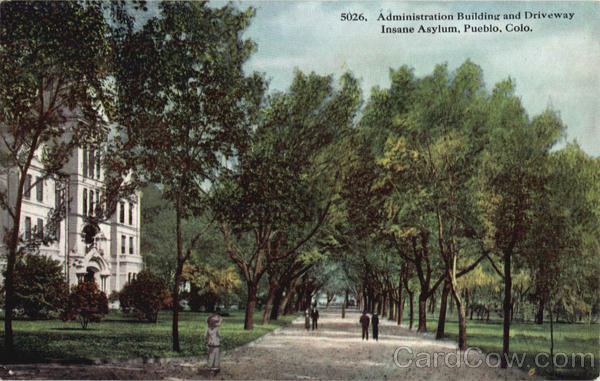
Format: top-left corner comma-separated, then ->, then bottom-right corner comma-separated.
24,217 -> 31,240
96,190 -> 101,215
119,202 -> 125,224
83,224 -> 97,245
83,189 -> 88,216
128,203 -> 133,225
88,150 -> 95,178
36,218 -> 44,239
24,175 -> 31,199
128,272 -> 131,283
89,190 -> 94,216
132,273 -> 136,280
121,235 -> 126,254
95,151 -> 101,179
82,149 -> 88,177
129,237 -> 134,254
36,177 -> 43,202
54,183 -> 61,210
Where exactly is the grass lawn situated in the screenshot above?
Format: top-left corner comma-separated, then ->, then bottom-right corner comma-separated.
0,310 -> 298,363
419,313 -> 600,380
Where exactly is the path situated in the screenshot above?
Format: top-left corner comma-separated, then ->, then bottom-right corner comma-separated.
1,309 -> 536,380
218,309 -> 534,380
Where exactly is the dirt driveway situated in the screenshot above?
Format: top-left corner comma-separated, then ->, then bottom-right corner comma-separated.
1,309 -> 535,380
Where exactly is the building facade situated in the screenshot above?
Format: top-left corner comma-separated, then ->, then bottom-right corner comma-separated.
0,147 -> 143,295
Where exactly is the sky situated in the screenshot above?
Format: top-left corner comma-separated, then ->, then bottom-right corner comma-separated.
218,1 -> 599,157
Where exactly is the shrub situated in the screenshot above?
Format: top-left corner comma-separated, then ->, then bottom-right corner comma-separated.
118,270 -> 172,322
61,281 -> 108,329
183,264 -> 240,312
12,255 -> 68,319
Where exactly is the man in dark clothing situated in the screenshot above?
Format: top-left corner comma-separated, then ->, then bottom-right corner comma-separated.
311,307 -> 319,330
359,311 -> 370,340
372,313 -> 379,341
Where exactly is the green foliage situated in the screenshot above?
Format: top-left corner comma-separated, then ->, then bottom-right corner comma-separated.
61,282 -> 108,329
11,255 -> 68,319
183,264 -> 241,312
118,271 -> 172,322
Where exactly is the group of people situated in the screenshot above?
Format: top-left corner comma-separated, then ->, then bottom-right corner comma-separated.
304,305 -> 320,330
359,311 -> 379,341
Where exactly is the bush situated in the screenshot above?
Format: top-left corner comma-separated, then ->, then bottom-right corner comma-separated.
118,270 -> 172,322
61,281 -> 108,329
12,255 -> 68,319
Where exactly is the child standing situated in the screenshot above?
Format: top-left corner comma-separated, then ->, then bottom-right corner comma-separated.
205,314 -> 222,373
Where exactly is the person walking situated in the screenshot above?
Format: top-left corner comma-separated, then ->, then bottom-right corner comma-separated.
304,308 -> 311,330
360,311 -> 370,340
311,306 -> 319,330
372,312 -> 379,341
205,314 -> 222,373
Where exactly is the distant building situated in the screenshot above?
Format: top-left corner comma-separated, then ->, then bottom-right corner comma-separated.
0,147 -> 142,295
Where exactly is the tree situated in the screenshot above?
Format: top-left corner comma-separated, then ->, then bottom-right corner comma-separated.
182,263 -> 240,312
214,71 -> 361,329
112,1 -> 264,350
140,184 -> 225,290
1,0 -> 113,350
369,62 -> 491,340
11,254 -> 67,319
118,270 -> 172,322
61,281 -> 109,329
526,143 -> 599,327
477,84 -> 565,367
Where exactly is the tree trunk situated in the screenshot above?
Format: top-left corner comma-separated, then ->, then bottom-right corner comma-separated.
245,282 -> 258,330
549,302 -> 555,376
429,293 -> 436,314
408,291 -> 414,330
451,286 -> 468,350
398,299 -> 404,326
389,292 -> 395,320
278,282 -> 294,317
501,248 -> 512,369
285,287 -> 296,315
397,280 -> 404,325
262,279 -> 278,325
270,287 -> 283,320
172,194 -> 183,352
436,280 -> 451,339
342,289 -> 348,319
4,170 -> 28,353
535,299 -> 544,324
417,292 -> 427,332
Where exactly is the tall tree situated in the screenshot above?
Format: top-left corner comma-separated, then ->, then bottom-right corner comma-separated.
214,71 -> 361,329
477,83 -> 565,367
112,1 -> 264,350
0,0 -> 113,351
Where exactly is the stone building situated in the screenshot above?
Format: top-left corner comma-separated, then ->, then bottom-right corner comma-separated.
0,147 -> 142,295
